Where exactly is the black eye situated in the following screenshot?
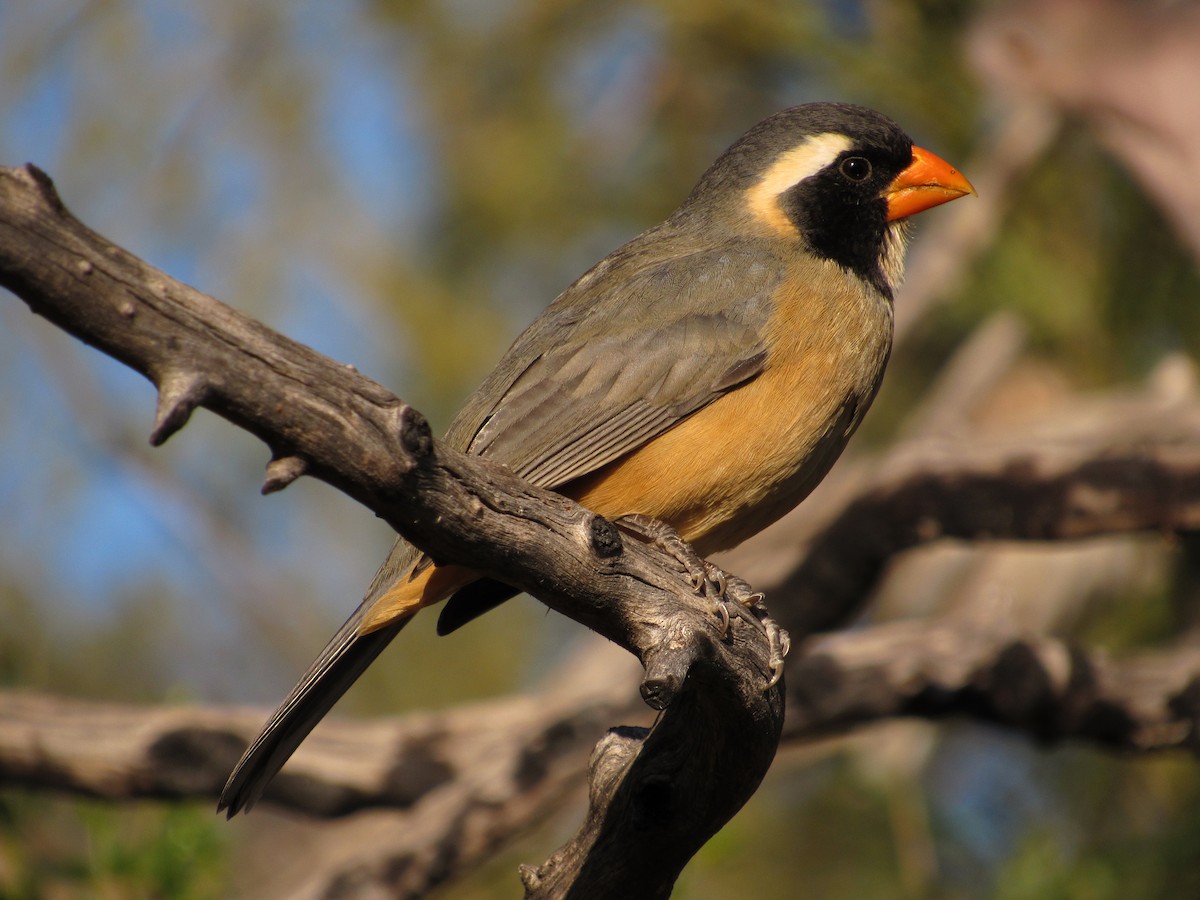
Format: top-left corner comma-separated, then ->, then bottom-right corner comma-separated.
839,156 -> 872,182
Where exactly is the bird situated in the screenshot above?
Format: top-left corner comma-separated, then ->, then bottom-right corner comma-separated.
219,101 -> 974,816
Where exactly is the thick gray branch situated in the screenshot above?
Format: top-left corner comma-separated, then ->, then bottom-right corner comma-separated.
778,429 -> 1200,635
788,621 -> 1200,752
2,620 -> 1196,808
0,616 -> 1195,899
0,163 -> 784,898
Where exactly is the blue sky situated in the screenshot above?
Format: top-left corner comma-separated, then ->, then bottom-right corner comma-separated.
0,3 -> 423,681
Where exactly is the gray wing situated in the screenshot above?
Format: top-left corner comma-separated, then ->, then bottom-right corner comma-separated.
448,242 -> 784,488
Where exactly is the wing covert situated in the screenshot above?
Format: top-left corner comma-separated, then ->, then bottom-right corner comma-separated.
455,245 -> 784,490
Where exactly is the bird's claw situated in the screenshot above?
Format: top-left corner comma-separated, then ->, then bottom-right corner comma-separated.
721,572 -> 764,608
763,615 -> 791,688
710,586 -> 732,638
695,562 -> 732,636
614,514 -> 787,684
618,514 -> 731,636
726,572 -> 790,688
701,563 -> 727,600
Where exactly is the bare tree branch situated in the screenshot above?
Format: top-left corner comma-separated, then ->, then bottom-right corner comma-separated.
787,621 -> 1200,753
3,619 -> 1196,809
0,686 -> 632,814
780,427 -> 1200,635
0,162 -> 784,898
6,608 -> 1195,897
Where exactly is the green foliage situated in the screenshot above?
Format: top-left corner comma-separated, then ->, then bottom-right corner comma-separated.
0,795 -> 226,900
992,754 -> 1200,900
0,583 -> 229,898
0,579 -> 185,702
678,755 -> 906,899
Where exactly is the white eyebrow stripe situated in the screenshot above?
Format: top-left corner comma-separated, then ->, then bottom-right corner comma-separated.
745,132 -> 854,233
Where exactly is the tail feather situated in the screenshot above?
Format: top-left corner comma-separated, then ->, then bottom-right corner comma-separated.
218,609 -> 412,817
220,548 -> 488,816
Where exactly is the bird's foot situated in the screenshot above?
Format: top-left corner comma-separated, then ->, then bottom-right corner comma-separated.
613,517 -> 790,685
616,514 -> 731,635
720,571 -> 764,608
718,572 -> 789,687
759,609 -> 791,688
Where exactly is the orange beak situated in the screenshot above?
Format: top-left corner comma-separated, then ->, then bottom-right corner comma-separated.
884,146 -> 975,222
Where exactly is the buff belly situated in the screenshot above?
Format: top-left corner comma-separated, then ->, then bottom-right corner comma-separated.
567,270 -> 893,555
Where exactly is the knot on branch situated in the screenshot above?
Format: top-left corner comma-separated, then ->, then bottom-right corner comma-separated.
150,370 -> 207,446
977,639 -> 1136,744
589,725 -> 650,801
641,639 -> 692,711
262,454 -> 309,494
13,163 -> 65,214
145,728 -> 246,794
588,514 -> 623,559
397,404 -> 433,457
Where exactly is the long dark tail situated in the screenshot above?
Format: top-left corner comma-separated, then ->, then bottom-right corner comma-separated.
218,608 -> 412,817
